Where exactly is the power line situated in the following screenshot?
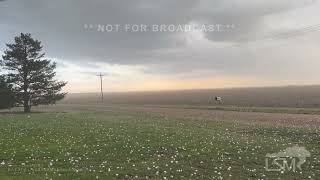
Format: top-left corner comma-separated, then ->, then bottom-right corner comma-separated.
269,24 -> 320,40
218,23 -> 320,51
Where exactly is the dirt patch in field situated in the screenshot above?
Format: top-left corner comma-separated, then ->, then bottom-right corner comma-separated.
116,106 -> 320,128
32,104 -> 320,128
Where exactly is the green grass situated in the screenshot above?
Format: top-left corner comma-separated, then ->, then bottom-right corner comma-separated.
149,105 -> 320,115
0,111 -> 319,179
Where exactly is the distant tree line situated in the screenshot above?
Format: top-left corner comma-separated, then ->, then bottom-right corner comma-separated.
0,33 -> 67,112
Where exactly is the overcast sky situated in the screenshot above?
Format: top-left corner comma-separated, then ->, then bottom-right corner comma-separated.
1,0 -> 320,92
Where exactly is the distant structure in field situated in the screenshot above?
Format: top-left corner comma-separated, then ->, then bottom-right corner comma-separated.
214,96 -> 223,104
97,73 -> 105,103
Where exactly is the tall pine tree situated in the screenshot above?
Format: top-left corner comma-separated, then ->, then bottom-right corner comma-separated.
0,75 -> 15,109
1,33 -> 67,112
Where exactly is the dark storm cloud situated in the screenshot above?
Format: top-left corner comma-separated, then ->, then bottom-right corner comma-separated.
0,0 -> 318,78
1,0 -> 195,62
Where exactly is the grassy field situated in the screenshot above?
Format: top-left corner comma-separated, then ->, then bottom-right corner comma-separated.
122,104 -> 320,115
0,108 -> 319,179
169,105 -> 320,115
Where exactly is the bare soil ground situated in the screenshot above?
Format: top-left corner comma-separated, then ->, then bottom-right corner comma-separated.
34,104 -> 320,128
62,85 -> 320,107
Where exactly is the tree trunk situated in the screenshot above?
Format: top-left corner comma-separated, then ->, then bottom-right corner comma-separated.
23,98 -> 30,113
22,48 -> 30,113
23,88 -> 30,113
24,104 -> 30,113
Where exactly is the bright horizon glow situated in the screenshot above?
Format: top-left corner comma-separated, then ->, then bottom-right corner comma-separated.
61,73 -> 320,93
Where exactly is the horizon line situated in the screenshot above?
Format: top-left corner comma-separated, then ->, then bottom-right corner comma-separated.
66,84 -> 320,94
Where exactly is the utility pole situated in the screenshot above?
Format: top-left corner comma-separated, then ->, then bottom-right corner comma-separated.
97,73 -> 104,103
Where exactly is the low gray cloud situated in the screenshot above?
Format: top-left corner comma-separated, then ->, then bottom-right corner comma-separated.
0,0 -> 319,81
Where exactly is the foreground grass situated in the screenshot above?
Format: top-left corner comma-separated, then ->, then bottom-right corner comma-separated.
0,111 -> 319,179
151,105 -> 320,115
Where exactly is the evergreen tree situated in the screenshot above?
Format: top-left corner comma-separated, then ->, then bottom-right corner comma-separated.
0,75 -> 15,109
1,33 -> 67,112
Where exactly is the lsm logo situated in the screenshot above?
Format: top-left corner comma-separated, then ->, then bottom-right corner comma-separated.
265,146 -> 310,172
